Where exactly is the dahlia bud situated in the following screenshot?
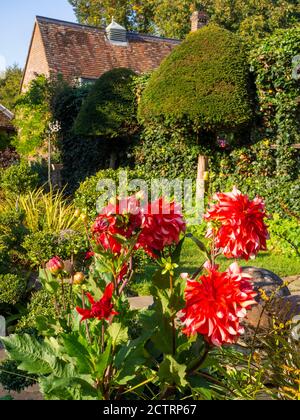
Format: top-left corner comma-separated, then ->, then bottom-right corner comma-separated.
80,213 -> 88,223
74,209 -> 81,218
46,257 -> 64,275
73,272 -> 85,285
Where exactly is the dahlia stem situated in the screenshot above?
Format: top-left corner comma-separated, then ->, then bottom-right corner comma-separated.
170,273 -> 176,356
61,278 -> 67,312
187,343 -> 210,375
81,290 -> 92,345
68,253 -> 74,327
101,321 -> 105,353
118,270 -> 134,296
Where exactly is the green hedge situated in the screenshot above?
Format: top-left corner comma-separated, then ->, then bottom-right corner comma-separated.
75,68 -> 138,138
139,23 -> 253,134
0,162 -> 40,195
74,167 -> 147,218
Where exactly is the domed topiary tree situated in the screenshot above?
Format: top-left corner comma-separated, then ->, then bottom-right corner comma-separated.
75,68 -> 138,168
139,23 -> 253,137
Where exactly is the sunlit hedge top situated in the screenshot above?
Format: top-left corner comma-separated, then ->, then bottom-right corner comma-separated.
75,68 -> 138,138
138,24 -> 253,133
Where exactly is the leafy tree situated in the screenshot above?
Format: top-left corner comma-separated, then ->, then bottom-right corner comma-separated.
68,0 -> 300,41
74,68 -> 138,168
0,64 -> 23,111
68,0 -> 155,32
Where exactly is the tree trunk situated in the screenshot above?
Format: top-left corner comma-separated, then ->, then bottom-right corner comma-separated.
109,151 -> 117,169
196,155 -> 209,208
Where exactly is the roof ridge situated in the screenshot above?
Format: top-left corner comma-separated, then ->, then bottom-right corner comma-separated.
36,15 -> 180,43
0,104 -> 14,120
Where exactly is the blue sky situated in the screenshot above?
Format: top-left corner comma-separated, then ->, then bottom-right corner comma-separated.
0,0 -> 76,72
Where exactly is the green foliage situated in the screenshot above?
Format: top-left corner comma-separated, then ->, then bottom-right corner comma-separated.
0,274 -> 27,306
0,162 -> 39,195
16,290 -> 56,332
139,23 -> 253,136
74,167 -> 146,218
250,26 -> 300,179
51,82 -> 108,190
0,131 -> 12,151
0,210 -> 28,270
13,76 -> 51,157
68,0 -> 300,41
68,0 -> 155,33
211,171 -> 300,217
22,230 -> 88,267
3,187 -> 81,234
0,64 -> 23,111
0,359 -> 37,393
75,68 -> 138,139
268,215 -> 300,257
133,125 -> 200,180
22,232 -> 59,267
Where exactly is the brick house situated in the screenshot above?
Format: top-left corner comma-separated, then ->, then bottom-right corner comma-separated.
21,16 -> 182,91
21,11 -> 209,91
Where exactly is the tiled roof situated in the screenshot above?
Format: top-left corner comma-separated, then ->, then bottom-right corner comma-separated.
24,16 -> 180,86
0,104 -> 14,130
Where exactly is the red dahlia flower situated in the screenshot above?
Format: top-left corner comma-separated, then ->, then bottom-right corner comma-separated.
137,198 -> 186,258
46,256 -> 64,275
92,196 -> 143,254
204,187 -> 269,260
181,262 -> 257,347
76,282 -> 118,322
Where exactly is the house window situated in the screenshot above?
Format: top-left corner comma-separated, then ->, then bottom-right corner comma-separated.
76,77 -> 97,87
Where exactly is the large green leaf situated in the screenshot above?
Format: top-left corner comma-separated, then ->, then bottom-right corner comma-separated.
2,334 -> 65,376
114,330 -> 153,385
94,340 -> 112,379
62,333 -> 93,375
107,323 -> 128,349
158,355 -> 188,390
40,375 -> 99,400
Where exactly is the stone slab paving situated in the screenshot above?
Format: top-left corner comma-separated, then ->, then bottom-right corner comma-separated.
284,275 -> 300,295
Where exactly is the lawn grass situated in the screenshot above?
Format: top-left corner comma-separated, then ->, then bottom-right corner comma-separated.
131,238 -> 300,296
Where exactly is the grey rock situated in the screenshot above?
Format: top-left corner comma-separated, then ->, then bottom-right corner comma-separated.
242,267 -> 290,300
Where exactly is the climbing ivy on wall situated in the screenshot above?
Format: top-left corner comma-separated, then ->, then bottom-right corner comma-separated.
250,26 -> 300,180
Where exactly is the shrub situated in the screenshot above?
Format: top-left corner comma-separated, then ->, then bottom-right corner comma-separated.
139,23 -> 253,136
75,68 -> 138,138
132,125 -> 200,180
22,232 -> 59,267
0,210 -> 28,269
16,289 -> 56,332
13,76 -> 51,157
0,274 -> 27,306
22,230 -> 88,268
0,162 -> 40,195
75,68 -> 139,170
268,215 -> 300,256
74,167 -> 146,218
0,360 -> 37,393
